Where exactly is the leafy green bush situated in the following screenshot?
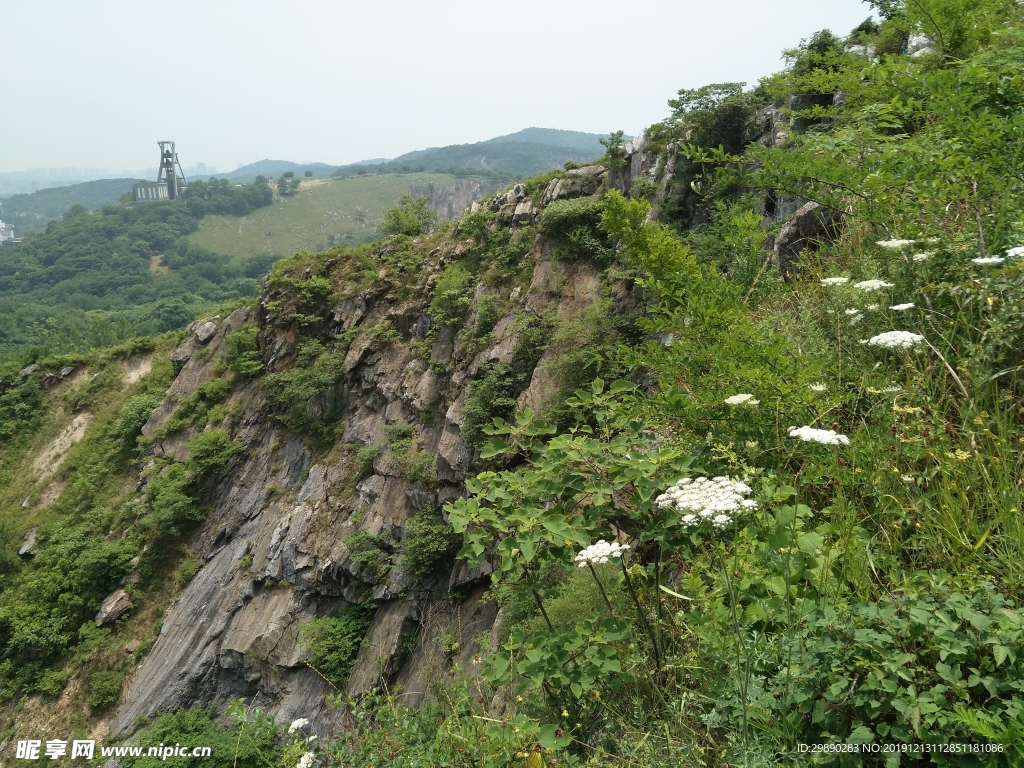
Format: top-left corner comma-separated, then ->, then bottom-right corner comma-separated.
109,393 -> 162,451
384,420 -> 415,453
356,445 -> 381,480
123,706 -> 281,768
402,510 -> 459,577
541,198 -> 611,264
185,428 -> 241,477
264,351 -> 347,433
406,450 -> 437,485
429,264 -> 475,327
301,604 -> 375,687
87,670 -> 124,709
753,578 -> 1024,745
143,463 -> 204,535
226,326 -> 263,376
378,194 -> 437,237
345,531 -> 394,582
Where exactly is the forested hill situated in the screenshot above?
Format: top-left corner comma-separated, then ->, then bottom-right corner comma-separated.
0,178 -> 275,354
0,178 -> 140,237
330,128 -> 613,180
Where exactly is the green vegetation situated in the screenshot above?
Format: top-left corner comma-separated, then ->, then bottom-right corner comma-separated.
0,178 -> 273,354
301,604 -> 375,688
0,178 -> 140,237
377,194 -> 437,237
402,509 -> 459,578
331,128 -> 612,181
189,173 -> 458,259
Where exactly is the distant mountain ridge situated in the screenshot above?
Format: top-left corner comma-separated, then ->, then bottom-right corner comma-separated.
223,127 -> 618,184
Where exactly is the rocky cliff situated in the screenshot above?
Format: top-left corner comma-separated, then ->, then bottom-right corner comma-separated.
105,142 -> 670,738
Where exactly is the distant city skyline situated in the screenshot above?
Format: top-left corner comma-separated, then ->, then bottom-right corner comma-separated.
0,1 -> 874,175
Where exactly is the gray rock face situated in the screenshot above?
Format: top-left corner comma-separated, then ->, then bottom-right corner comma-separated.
95,589 -> 133,626
409,179 -> 505,220
109,186 -> 619,741
19,364 -> 38,377
195,320 -> 219,343
775,201 -> 845,278
18,527 -> 37,557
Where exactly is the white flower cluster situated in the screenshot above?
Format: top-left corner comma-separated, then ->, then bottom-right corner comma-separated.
575,539 -> 630,567
809,383 -> 827,392
881,385 -> 903,393
877,239 -> 915,249
890,303 -> 915,311
297,753 -> 316,768
866,331 -> 925,349
854,279 -> 894,291
724,393 -> 759,405
821,277 -> 850,286
288,719 -> 309,735
656,477 -> 757,530
912,252 -> 933,262
844,308 -> 862,316
788,426 -> 850,445
1006,246 -> 1024,259
972,256 -> 1004,265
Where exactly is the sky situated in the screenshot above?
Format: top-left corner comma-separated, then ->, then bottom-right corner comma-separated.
0,0 -> 873,174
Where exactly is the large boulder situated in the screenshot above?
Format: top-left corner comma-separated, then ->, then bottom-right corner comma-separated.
775,201 -> 844,278
95,588 -> 133,626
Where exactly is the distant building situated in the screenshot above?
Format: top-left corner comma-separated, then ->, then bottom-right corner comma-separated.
132,181 -> 170,202
0,204 -> 16,245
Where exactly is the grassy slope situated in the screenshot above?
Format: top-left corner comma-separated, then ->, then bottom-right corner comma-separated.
189,173 -> 457,260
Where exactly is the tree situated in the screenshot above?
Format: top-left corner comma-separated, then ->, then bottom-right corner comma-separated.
377,194 -> 437,237
599,130 -> 627,170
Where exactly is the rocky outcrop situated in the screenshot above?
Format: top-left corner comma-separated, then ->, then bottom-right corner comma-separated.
775,201 -> 845,278
17,528 -> 37,558
95,589 -> 133,626
109,196 -> 621,739
410,179 -> 505,220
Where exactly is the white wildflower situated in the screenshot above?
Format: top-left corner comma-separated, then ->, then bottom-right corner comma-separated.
866,304 -> 879,311
890,303 -> 915,311
881,385 -> 903,393
724,393 -> 759,406
297,753 -> 316,768
821,277 -> 850,286
901,474 -> 915,483
1006,246 -> 1024,259
877,239 -> 915,249
575,539 -> 630,567
288,718 -> 310,735
912,252 -> 933,262
972,256 -> 1004,265
655,476 -> 757,530
866,331 -> 926,349
854,279 -> 894,291
788,426 -> 850,446
844,308 -> 861,316
809,383 -> 827,392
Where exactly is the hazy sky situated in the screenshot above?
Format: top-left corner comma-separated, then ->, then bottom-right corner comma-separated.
0,1 -> 872,173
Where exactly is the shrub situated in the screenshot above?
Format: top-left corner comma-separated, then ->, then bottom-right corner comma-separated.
109,393 -> 162,451
123,706 -> 280,768
345,531 -> 394,582
384,420 -> 414,453
356,445 -> 381,480
144,464 -> 204,535
406,450 -> 437,485
226,326 -> 263,376
429,264 -> 475,327
402,510 -> 459,578
301,604 -> 375,687
87,670 -> 124,709
378,194 -> 437,237
185,428 -> 241,477
541,198 -> 611,265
